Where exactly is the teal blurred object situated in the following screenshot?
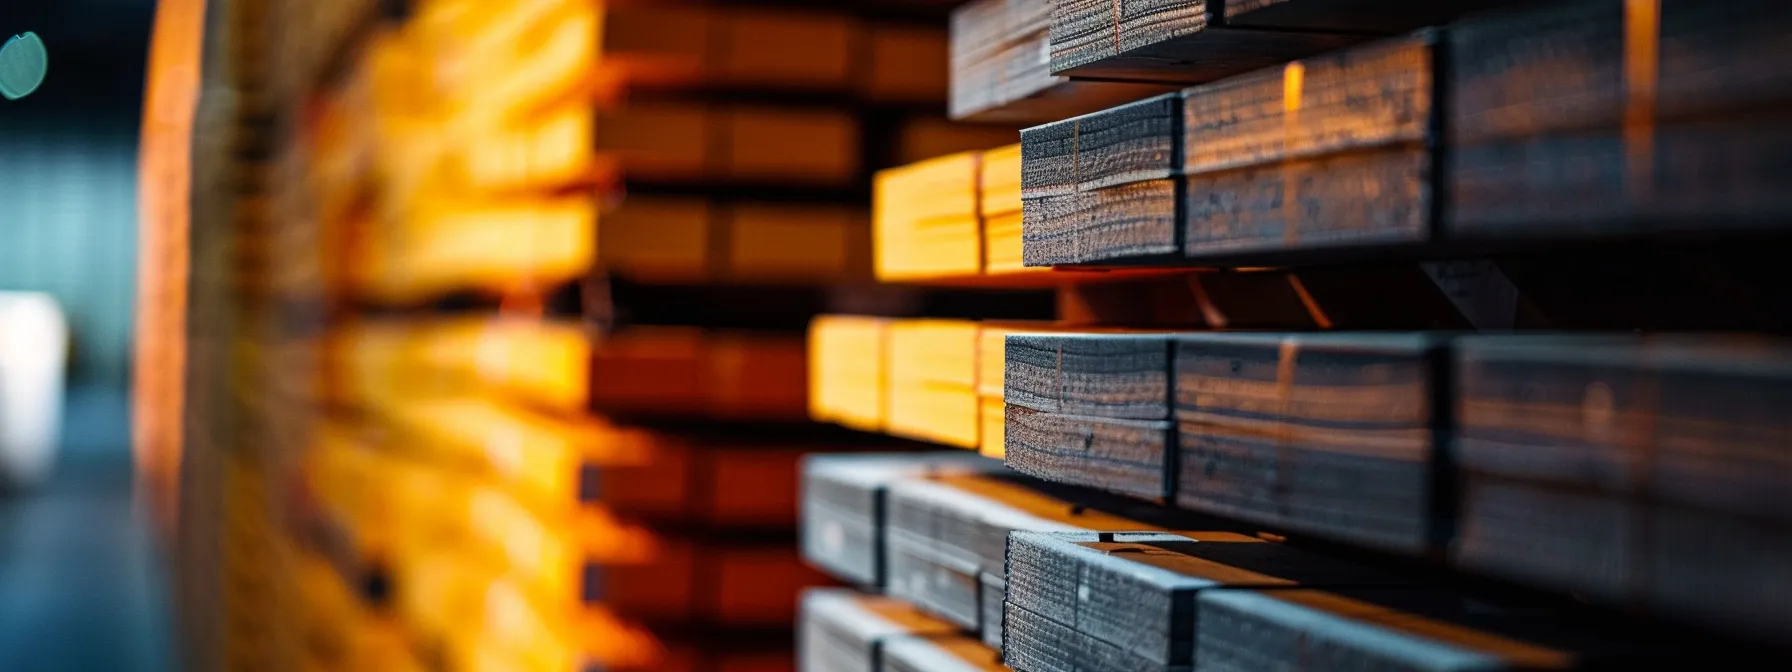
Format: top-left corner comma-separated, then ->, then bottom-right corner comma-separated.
0,32 -> 48,100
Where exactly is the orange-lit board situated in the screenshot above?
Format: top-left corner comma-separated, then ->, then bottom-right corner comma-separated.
325,317 -> 591,412
598,198 -> 870,284
874,152 -> 982,282
808,316 -> 889,432
978,143 -> 1035,276
886,320 -> 982,449
588,328 -> 808,422
594,104 -> 860,186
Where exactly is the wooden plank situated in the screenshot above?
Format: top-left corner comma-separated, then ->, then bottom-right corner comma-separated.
1446,0 -> 1792,240
1049,1 -> 1363,83
587,328 -> 809,423
799,589 -> 959,672
799,452 -> 1002,587
1021,94 -> 1182,267
1004,332 -> 1173,420
1174,332 -> 1445,554
1003,531 -> 1422,671
882,474 -> 1190,634
887,320 -> 983,448
1194,585 -> 1720,671
951,0 -> 1176,123
1005,404 -> 1175,500
1183,35 -> 1434,261
809,316 -> 891,432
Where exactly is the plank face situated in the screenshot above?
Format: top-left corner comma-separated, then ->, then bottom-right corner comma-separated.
1181,34 -> 1433,260
1452,335 -> 1792,642
1005,405 -> 1175,500
1174,333 -> 1442,553
1003,531 -> 1423,671
884,634 -> 1008,672
952,0 -> 1176,122
1447,0 -> 1792,239
1021,94 -> 1182,266
800,453 -> 1000,587
1193,586 -> 1700,672
1004,333 -> 1174,419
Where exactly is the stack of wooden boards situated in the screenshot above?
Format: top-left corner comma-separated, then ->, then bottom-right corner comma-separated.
796,453 -> 1767,671
1016,1 -> 1792,270
811,317 -> 1050,457
797,1 -> 1792,670
949,0 -> 1173,122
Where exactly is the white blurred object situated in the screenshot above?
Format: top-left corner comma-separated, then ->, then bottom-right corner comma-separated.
0,292 -> 69,489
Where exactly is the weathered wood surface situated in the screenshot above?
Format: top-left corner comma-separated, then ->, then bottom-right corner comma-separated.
799,589 -> 958,672
1004,332 -> 1174,419
952,0 -> 1175,122
1050,0 -> 1363,83
1194,585 -> 1721,672
1175,333 -> 1445,553
1003,531 -> 1422,671
1452,335 -> 1792,644
1446,0 -> 1792,239
1182,35 -> 1434,260
883,474 -> 1169,633
800,452 -> 1001,587
1005,404 -> 1176,500
1021,94 -> 1181,266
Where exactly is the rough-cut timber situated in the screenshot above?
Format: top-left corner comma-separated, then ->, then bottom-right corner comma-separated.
1003,531 -> 1420,672
1194,586 -> 1721,671
1175,333 -> 1446,553
1005,405 -> 1176,501
1021,94 -> 1182,266
1049,0 -> 1363,83
882,474 -> 1173,640
1004,332 -> 1174,419
1182,34 -> 1434,261
1452,335 -> 1792,644
951,0 -> 1175,122
1447,0 -> 1792,240
799,589 -> 959,672
800,452 -> 1001,587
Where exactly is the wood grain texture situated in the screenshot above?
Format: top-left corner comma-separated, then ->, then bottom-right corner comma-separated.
1004,531 -> 1422,670
1194,586 -> 1698,672
800,452 -> 1001,587
1174,333 -> 1444,553
951,0 -> 1176,122
1005,404 -> 1175,500
1022,179 -> 1180,266
1455,335 -> 1792,522
1023,94 -> 1182,197
1050,0 -> 1362,83
1446,0 -> 1792,239
883,474 -> 1168,631
1181,34 -> 1433,260
1004,332 -> 1173,419
1020,94 -> 1181,267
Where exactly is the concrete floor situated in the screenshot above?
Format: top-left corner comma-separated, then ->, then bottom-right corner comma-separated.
0,386 -> 174,671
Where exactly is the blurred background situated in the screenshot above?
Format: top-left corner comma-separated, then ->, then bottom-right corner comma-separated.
0,1 -> 173,670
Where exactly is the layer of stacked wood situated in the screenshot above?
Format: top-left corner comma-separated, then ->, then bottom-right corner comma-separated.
795,1 -> 1792,671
